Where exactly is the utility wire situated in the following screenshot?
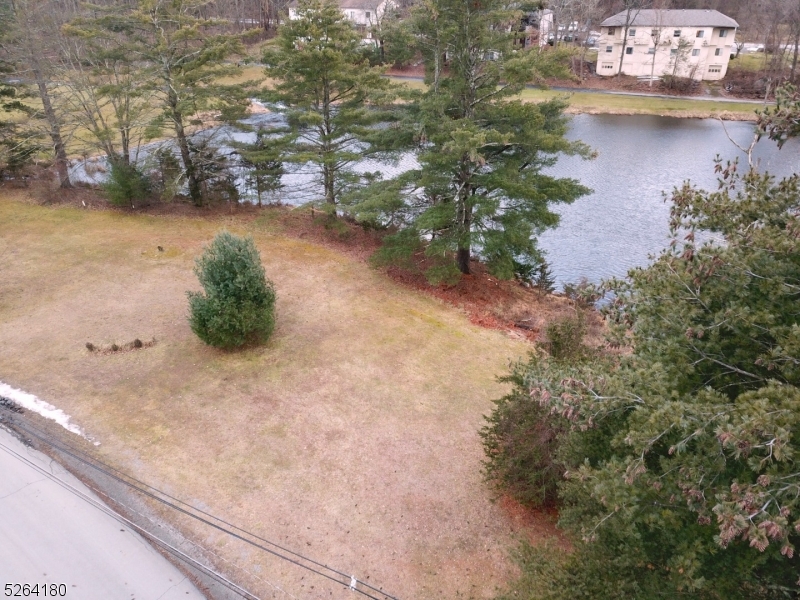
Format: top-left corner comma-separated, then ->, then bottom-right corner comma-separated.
18,436 -> 299,600
102,476 -> 299,599
0,438 -> 259,600
1,408 -> 400,600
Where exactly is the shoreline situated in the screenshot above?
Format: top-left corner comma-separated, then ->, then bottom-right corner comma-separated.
562,105 -> 758,121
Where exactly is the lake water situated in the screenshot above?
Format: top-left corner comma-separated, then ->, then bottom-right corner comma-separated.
539,114 -> 799,287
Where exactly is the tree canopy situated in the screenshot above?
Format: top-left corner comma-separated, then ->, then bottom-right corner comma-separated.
68,0 -> 255,205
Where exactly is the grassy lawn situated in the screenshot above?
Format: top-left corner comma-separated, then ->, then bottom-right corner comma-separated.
389,77 -> 759,119
730,52 -> 791,72
518,87 -> 760,117
0,190 -> 550,599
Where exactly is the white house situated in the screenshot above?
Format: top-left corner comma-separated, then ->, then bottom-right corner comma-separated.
534,9 -> 554,48
597,9 -> 738,81
288,0 -> 392,42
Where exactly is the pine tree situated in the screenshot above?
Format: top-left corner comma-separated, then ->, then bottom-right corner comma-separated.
262,0 -> 397,208
348,0 -> 592,283
235,129 -> 284,206
487,103 -> 800,599
0,0 -> 40,180
188,232 -> 277,349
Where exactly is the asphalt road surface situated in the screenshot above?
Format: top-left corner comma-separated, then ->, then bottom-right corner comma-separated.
0,427 -> 206,600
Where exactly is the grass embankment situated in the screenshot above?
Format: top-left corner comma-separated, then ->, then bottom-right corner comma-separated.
0,190 -> 561,599
390,77 -> 761,120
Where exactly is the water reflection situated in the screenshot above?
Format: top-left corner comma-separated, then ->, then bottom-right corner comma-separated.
539,114 -> 799,286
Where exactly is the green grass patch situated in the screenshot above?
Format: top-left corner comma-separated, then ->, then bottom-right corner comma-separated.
389,77 -> 758,118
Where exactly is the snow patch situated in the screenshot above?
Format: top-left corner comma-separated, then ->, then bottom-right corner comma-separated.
0,381 -> 98,444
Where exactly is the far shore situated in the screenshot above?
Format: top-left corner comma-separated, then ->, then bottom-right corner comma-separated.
562,105 -> 758,120
387,74 -> 762,122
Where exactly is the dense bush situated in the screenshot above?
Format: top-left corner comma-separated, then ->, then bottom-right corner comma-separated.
542,311 -> 587,360
661,74 -> 699,93
102,158 -> 151,207
481,364 -> 567,507
188,232 -> 276,349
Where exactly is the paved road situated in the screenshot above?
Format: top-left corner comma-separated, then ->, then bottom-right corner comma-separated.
0,427 -> 206,600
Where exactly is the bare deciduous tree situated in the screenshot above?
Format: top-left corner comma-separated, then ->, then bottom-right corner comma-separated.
5,0 -> 73,187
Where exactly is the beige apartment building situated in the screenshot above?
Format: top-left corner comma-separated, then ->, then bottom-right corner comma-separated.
597,9 -> 738,81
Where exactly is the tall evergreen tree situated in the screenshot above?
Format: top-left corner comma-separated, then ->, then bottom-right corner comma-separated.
262,0 -> 396,208
235,129 -> 285,206
348,0 -> 592,283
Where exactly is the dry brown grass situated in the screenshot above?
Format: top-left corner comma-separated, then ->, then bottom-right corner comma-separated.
0,188 -> 569,599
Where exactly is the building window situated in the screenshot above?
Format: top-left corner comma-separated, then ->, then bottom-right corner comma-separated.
670,48 -> 677,55
673,29 -> 681,37
692,49 -> 700,56
651,29 -> 658,36
365,11 -> 370,18
629,28 -> 636,36
719,29 -> 728,37
602,63 -> 614,69
715,48 -> 722,56
606,45 -> 613,52
647,47 -> 655,54
696,30 -> 704,38
608,27 -> 615,35
625,46 -> 633,54
708,65 -> 722,73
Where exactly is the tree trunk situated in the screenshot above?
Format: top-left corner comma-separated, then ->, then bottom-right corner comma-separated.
456,170 -> 472,275
649,43 -> 656,86
616,11 -> 631,77
172,107 -> 201,206
33,66 -> 71,188
322,80 -> 336,206
457,246 -> 470,274
323,162 -> 335,205
791,29 -> 800,82
580,43 -> 588,79
120,125 -> 130,165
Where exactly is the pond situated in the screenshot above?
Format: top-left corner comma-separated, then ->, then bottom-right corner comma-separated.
539,113 -> 799,287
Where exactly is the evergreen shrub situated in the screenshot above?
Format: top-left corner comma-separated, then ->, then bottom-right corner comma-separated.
103,159 -> 151,207
188,232 -> 276,349
543,312 -> 587,361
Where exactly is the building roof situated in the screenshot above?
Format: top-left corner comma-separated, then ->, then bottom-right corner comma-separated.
601,9 -> 738,29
